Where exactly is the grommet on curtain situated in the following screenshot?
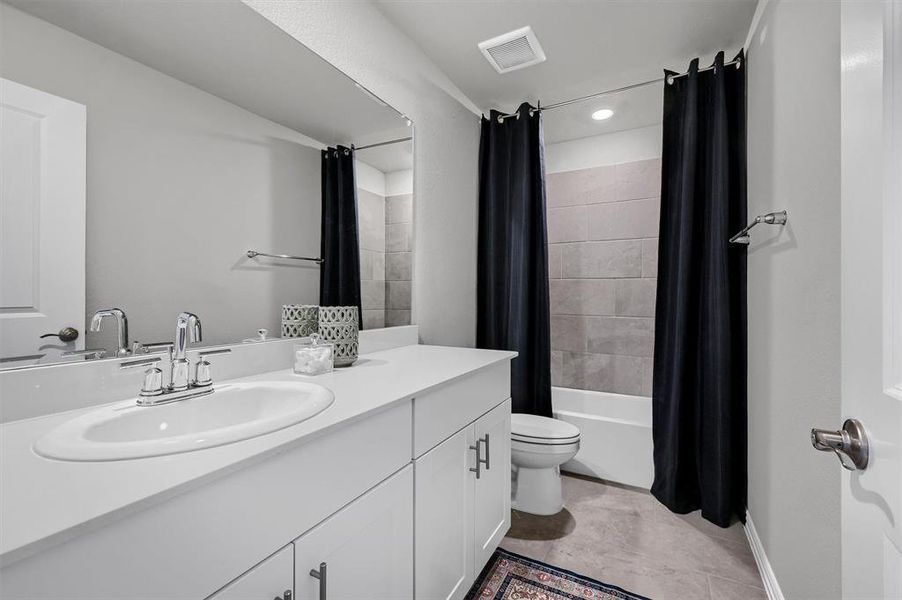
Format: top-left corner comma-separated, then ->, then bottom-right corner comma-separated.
666,75 -> 675,85
343,149 -> 350,156
497,115 -> 504,123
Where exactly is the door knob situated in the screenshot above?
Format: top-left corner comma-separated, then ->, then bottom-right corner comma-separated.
811,418 -> 870,471
39,327 -> 79,342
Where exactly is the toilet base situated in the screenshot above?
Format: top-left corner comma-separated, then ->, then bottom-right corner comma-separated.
512,465 -> 564,516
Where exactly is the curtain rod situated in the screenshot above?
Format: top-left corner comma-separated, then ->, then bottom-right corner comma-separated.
352,136 -> 413,151
494,57 -> 742,122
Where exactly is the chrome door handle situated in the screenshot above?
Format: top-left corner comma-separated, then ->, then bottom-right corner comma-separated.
469,439 -> 482,479
811,418 -> 870,471
470,435 -> 489,479
482,434 -> 490,470
273,591 -> 292,600
39,327 -> 79,342
309,562 -> 327,600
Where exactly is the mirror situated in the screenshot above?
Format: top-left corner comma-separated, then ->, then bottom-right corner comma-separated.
0,0 -> 414,369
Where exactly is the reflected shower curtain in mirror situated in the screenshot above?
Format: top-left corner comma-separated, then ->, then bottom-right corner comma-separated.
477,102 -> 552,417
320,145 -> 362,328
652,51 -> 747,528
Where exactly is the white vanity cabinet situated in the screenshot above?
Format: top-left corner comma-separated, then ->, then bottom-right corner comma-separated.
208,545 -> 294,600
294,466 -> 414,600
414,392 -> 512,600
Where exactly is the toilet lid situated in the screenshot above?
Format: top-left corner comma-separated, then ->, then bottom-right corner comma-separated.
511,413 -> 580,442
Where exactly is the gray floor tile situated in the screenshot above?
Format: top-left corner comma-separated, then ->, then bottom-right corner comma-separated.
501,475 -> 764,598
708,574 -> 768,600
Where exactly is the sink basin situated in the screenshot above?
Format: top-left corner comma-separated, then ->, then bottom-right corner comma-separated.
34,381 -> 334,461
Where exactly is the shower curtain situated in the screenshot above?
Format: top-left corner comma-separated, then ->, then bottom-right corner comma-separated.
477,102 -> 552,417
651,51 -> 747,527
320,145 -> 363,328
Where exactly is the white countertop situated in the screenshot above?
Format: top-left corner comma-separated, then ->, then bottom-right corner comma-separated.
0,344 -> 516,566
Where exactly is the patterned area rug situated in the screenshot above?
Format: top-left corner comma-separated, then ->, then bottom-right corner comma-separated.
467,548 -> 651,600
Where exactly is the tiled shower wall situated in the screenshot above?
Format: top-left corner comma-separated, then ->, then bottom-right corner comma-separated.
546,157 -> 661,397
385,193 -> 413,326
359,187 -> 386,329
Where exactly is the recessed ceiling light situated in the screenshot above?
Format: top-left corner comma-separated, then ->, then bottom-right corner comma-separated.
592,109 -> 614,121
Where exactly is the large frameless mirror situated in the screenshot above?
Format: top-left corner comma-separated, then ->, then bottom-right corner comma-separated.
0,0 -> 414,369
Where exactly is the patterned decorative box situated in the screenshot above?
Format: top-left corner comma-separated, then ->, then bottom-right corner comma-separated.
317,306 -> 359,367
281,304 -> 319,338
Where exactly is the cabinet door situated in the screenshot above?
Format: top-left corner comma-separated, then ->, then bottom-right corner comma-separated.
472,399 -> 512,572
294,465 -> 413,600
414,427 -> 476,600
208,544 -> 293,600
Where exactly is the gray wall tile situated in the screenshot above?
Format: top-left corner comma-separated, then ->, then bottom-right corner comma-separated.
361,279 -> 385,310
586,317 -> 654,357
548,206 -> 588,243
642,238 -> 659,278
560,352 -> 651,396
385,309 -> 411,327
587,198 -> 660,241
615,158 -> 662,201
386,280 -> 412,310
548,244 -> 562,279
385,194 -> 412,224
615,278 -> 657,317
386,222 -> 412,252
546,165 -> 617,207
360,250 -> 375,281
561,241 -> 642,278
362,309 -> 385,330
385,252 -> 411,281
358,188 -> 385,252
551,350 -> 563,386
373,252 -> 385,281
550,279 -> 616,316
546,158 -> 661,396
551,315 -> 587,352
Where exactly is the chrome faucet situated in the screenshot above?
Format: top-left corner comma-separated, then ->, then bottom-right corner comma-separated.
171,312 -> 201,391
121,311 -> 230,407
90,308 -> 130,356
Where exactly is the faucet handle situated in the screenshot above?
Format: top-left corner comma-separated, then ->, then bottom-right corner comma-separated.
193,348 -> 230,387
140,367 -> 164,397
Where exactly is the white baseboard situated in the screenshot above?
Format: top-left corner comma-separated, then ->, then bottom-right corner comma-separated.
744,511 -> 785,600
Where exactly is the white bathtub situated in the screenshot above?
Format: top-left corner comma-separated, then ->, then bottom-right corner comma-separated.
552,387 -> 653,489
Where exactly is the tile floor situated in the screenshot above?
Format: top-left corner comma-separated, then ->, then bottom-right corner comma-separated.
500,474 -> 767,600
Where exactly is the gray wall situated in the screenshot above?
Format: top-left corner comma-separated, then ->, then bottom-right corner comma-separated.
546,159 -> 660,397
359,187 -> 386,329
1,4 -> 322,349
385,193 -> 413,327
746,1 -> 842,597
245,0 -> 482,347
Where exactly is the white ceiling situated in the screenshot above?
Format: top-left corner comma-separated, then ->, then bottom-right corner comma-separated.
8,0 -> 409,147
375,0 -> 756,142
356,139 -> 414,173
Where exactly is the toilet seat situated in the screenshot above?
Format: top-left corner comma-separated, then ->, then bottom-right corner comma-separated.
511,413 -> 580,446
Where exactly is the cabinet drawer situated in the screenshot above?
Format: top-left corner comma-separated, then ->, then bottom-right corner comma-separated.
413,362 -> 510,457
208,545 -> 293,600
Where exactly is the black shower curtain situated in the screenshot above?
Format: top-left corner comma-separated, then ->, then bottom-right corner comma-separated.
477,102 -> 552,417
320,145 -> 362,328
651,51 -> 747,528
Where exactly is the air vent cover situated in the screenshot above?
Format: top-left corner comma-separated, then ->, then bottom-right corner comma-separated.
478,26 -> 546,74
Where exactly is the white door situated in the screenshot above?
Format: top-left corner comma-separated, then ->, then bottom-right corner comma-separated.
839,3 -> 902,598
472,399 -> 511,572
294,466 -> 413,600
414,427 -> 475,600
0,78 -> 85,358
208,544 -> 293,600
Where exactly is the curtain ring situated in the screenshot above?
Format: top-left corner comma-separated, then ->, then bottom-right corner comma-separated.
343,149 -> 350,156
666,75 -> 675,85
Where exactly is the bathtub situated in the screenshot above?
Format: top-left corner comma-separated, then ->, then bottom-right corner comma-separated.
552,387 -> 653,489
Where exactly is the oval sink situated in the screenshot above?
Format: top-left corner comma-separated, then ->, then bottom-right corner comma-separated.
34,381 -> 334,461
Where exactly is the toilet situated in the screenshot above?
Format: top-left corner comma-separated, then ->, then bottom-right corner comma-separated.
510,413 -> 581,516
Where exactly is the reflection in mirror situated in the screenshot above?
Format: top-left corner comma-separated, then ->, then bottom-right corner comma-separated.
0,0 -> 414,369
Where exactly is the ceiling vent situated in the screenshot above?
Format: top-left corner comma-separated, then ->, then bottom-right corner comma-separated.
478,26 -> 546,74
